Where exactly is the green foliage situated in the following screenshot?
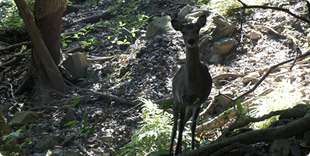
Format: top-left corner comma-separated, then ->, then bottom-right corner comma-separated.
118,99 -> 173,155
78,119 -> 99,143
99,0 -> 150,48
61,26 -> 95,47
63,98 -> 80,108
0,0 -> 35,33
205,0 -> 263,17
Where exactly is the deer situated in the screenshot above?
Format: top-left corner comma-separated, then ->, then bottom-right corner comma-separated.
169,15 -> 212,155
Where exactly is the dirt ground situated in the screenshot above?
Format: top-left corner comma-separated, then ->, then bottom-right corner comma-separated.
1,0 -> 310,155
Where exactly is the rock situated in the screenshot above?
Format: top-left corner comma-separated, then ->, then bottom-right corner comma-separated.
35,124 -> 46,134
212,13 -> 237,41
61,133 -> 76,146
145,16 -> 175,40
62,52 -> 90,81
34,134 -> 62,153
307,32 -> 310,43
102,66 -> 114,75
185,9 -> 210,23
208,53 -> 220,63
177,5 -> 210,23
290,143 -> 301,156
1,102 -> 13,118
177,4 -> 194,22
213,38 -> 236,55
59,108 -> 76,130
11,111 -> 44,127
216,92 -> 233,108
274,74 -> 286,82
269,139 -> 290,156
86,66 -> 98,82
207,38 -> 236,63
246,31 -> 261,40
154,35 -> 162,43
62,149 -> 80,156
199,35 -> 211,53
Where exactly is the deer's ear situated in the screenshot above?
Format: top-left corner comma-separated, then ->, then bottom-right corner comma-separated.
171,20 -> 183,31
196,15 -> 206,29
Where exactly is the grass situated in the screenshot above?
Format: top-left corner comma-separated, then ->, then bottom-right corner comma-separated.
119,99 -> 173,156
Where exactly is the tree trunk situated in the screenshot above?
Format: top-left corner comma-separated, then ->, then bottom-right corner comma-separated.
14,0 -> 66,102
31,0 -> 66,101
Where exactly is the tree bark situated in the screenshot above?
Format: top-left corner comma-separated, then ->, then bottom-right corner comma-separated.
14,0 -> 66,101
179,114 -> 310,156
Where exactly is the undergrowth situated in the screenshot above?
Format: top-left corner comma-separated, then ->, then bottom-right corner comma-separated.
118,99 -> 173,156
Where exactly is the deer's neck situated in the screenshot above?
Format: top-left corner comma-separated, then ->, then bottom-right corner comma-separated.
185,46 -> 201,81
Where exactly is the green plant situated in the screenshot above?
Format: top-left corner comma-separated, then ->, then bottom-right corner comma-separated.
249,79 -> 303,129
63,98 -> 80,108
78,119 -> 99,143
99,0 -> 150,49
64,118 -> 98,144
0,0 -> 35,33
61,26 -> 94,47
119,99 -> 173,155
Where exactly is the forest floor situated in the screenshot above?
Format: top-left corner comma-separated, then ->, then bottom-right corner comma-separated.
1,0 -> 310,155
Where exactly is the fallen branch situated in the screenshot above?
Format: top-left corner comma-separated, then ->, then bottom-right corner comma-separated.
63,9 -> 114,28
0,41 -> 31,52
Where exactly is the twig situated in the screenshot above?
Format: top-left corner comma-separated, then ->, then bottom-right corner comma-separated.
237,0 -> 247,7
237,2 -> 310,23
307,0 -> 310,20
0,55 -> 24,68
0,41 -> 31,52
233,50 -> 310,104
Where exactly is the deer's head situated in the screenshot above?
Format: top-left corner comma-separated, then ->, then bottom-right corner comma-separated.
171,15 -> 206,49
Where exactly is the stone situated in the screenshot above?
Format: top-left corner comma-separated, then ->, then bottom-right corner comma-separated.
269,139 -> 290,156
145,16 -> 175,40
274,74 -> 286,82
212,13 -> 236,41
11,111 -> 44,127
213,38 -> 236,55
34,134 -> 62,153
62,52 -> 90,81
246,31 -> 262,40
208,53 -> 220,63
177,4 -> 194,22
